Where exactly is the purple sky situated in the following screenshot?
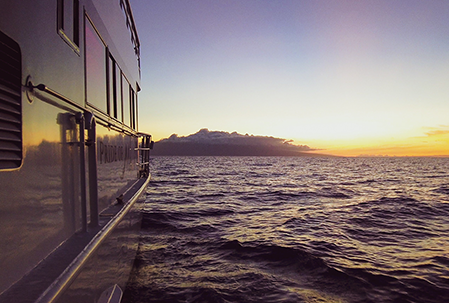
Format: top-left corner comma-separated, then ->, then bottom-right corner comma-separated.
130,0 -> 449,155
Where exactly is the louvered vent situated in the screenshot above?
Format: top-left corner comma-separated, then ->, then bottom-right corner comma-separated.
0,31 -> 22,169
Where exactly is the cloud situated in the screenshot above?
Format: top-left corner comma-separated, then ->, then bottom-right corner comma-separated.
425,128 -> 449,137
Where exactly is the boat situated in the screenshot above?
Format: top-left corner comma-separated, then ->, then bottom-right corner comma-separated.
0,0 -> 152,302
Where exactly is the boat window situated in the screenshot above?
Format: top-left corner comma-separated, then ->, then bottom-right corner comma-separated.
107,55 -> 114,117
122,74 -> 130,127
135,83 -> 140,130
108,55 -> 124,122
85,17 -> 107,113
57,0 -> 80,51
0,31 -> 22,170
116,64 -> 123,122
130,88 -> 137,130
120,0 -> 140,59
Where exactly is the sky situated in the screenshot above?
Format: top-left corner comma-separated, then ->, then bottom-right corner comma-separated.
130,0 -> 449,156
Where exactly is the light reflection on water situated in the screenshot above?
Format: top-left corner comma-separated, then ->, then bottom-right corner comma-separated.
124,156 -> 449,303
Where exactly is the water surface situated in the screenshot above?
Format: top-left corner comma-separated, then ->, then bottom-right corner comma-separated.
124,157 -> 449,303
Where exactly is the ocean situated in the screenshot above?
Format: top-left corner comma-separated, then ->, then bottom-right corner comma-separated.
123,156 -> 449,303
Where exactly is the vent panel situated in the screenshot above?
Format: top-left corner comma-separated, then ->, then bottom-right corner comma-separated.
0,31 -> 22,169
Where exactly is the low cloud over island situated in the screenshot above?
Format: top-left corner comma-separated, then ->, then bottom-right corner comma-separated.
152,129 -> 327,156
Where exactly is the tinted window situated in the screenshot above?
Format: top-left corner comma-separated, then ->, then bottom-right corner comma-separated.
122,74 -> 130,126
85,18 -> 107,112
131,89 -> 136,129
108,55 -> 114,116
57,0 -> 80,49
116,67 -> 122,122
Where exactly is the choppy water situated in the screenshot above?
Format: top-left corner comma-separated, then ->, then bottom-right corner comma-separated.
123,156 -> 449,303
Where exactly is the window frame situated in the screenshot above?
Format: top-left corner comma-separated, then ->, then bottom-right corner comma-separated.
121,73 -> 131,127
84,14 -> 108,114
83,12 -> 138,130
57,0 -> 80,54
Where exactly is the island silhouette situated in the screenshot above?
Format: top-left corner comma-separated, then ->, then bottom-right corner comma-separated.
151,129 -> 329,156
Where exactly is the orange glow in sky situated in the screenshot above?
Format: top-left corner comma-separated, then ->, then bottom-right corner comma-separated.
305,128 -> 449,157
131,0 -> 449,157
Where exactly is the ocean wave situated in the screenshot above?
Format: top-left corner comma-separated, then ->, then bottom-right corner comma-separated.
141,211 -> 218,235
196,193 -> 227,199
423,174 -> 449,179
265,190 -> 314,200
217,240 -> 372,301
220,240 -> 325,268
378,197 -> 448,219
432,185 -> 449,195
356,179 -> 377,184
432,255 -> 449,266
317,189 -> 352,199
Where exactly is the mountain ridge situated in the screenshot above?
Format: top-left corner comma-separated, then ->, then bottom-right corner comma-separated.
151,129 -> 331,156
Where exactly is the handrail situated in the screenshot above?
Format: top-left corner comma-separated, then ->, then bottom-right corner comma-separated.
28,81 -> 141,137
31,83 -> 85,113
